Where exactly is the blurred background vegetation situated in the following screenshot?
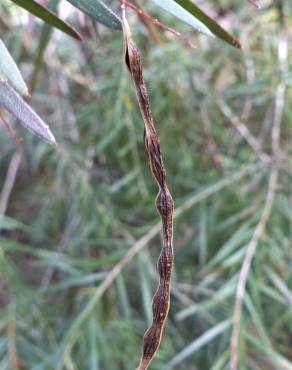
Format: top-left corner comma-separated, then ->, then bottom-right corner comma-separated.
0,0 -> 291,369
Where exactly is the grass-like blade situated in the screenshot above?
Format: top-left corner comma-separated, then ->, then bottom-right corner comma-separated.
150,0 -> 213,37
30,0 -> 60,93
0,39 -> 28,96
173,0 -> 242,48
0,78 -> 56,145
66,0 -> 122,30
10,0 -> 82,40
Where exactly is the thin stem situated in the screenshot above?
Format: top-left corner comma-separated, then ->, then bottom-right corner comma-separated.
230,28 -> 288,370
120,0 -> 196,48
0,149 -> 22,217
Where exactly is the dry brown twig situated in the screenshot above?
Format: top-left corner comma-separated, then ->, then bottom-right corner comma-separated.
0,112 -> 23,219
230,29 -> 288,370
120,0 -> 196,49
248,0 -> 260,9
7,296 -> 20,370
122,5 -> 174,369
0,125 -> 23,370
0,112 -> 23,146
0,148 -> 22,217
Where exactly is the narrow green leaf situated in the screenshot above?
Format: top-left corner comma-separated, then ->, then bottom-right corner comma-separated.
65,0 -> 122,30
0,216 -> 26,231
210,351 -> 229,370
169,319 -> 232,366
176,281 -> 235,321
10,0 -> 83,40
150,0 -> 213,37
30,0 -> 60,93
0,39 -> 28,96
173,0 -> 242,48
116,274 -> 131,320
138,253 -> 152,326
206,223 -> 252,268
0,78 -> 56,145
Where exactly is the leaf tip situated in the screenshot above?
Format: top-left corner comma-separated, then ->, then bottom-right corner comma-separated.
46,129 -> 57,146
233,39 -> 243,50
72,30 -> 84,42
23,88 -> 31,98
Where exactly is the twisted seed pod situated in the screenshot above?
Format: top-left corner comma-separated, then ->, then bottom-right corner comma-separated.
122,8 -> 174,370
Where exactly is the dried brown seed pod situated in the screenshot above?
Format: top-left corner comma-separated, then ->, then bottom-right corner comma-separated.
121,7 -> 174,370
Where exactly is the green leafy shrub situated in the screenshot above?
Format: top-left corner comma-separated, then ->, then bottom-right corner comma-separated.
0,1 -> 290,370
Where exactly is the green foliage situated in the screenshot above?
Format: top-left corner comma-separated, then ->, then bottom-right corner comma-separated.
1,0 -> 244,152
0,38 -> 28,96
10,0 -> 82,40
66,0 -> 122,30
172,0 -> 242,48
0,33 -> 55,145
9,0 -> 241,48
152,0 -> 241,48
0,78 -> 56,144
150,0 -> 214,36
0,1 -> 291,370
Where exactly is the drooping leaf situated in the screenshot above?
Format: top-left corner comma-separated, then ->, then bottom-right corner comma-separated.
172,0 -> 242,48
65,0 -> 122,30
0,39 -> 28,96
150,0 -> 213,37
0,78 -> 56,145
10,0 -> 82,40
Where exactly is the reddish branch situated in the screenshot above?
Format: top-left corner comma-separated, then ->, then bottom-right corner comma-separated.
120,0 -> 196,48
